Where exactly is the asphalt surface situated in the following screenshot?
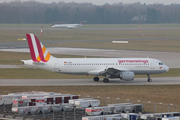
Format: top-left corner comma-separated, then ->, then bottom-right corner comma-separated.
0,47 -> 179,68
0,77 -> 180,86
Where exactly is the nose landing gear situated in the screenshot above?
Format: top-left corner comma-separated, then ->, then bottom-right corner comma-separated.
147,74 -> 152,82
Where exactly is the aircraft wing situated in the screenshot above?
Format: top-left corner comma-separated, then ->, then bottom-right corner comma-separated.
88,66 -> 129,76
99,67 -> 129,75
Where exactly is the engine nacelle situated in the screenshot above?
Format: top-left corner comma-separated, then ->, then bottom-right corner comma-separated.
120,72 -> 135,81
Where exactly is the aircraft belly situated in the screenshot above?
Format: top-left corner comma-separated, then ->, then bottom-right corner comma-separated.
133,70 -> 166,75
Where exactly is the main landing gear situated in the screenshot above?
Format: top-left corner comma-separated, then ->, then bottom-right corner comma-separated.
93,77 -> 109,83
93,77 -> 99,81
103,78 -> 109,83
147,74 -> 152,82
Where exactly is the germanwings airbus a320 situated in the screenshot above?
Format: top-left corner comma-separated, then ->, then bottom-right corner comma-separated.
22,34 -> 169,83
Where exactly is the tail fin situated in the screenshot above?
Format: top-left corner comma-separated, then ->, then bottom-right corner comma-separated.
26,33 -> 52,62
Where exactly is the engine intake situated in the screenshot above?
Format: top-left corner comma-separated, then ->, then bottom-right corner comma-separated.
120,72 -> 135,81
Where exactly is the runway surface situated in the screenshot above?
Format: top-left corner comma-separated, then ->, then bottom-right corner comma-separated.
0,77 -> 180,86
0,47 -> 179,68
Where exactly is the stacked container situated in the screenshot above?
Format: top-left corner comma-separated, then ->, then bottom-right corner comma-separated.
82,114 -> 121,120
86,106 -> 115,116
61,103 -> 74,111
12,106 -> 30,115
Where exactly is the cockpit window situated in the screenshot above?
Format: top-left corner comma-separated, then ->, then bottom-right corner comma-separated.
159,62 -> 163,65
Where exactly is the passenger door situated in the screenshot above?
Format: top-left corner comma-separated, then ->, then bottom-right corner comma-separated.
150,60 -> 155,69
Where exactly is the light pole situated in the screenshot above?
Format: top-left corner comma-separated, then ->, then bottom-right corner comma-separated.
117,98 -> 120,103
159,103 -> 163,112
148,101 -> 151,112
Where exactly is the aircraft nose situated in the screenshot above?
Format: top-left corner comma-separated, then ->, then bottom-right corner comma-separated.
165,65 -> 169,72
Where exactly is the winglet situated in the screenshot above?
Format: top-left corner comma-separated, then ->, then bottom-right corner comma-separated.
26,34 -> 52,62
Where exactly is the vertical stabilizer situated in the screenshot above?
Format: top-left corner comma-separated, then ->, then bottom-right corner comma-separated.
26,34 -> 52,62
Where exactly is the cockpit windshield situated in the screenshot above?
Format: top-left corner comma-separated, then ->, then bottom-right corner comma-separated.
159,62 -> 163,65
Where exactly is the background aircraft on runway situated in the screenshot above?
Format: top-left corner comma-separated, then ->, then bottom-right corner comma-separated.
22,34 -> 169,83
52,21 -> 86,29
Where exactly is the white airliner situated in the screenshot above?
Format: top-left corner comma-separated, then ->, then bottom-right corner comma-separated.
52,22 -> 83,29
22,34 -> 169,83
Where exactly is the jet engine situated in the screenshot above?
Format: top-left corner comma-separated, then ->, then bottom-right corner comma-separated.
120,72 -> 135,81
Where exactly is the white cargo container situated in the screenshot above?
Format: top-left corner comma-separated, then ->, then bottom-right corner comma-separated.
141,112 -> 180,120
22,92 -> 61,99
29,106 -> 41,115
108,103 -> 133,113
39,105 -> 52,114
2,95 -> 22,105
8,91 -> 49,95
45,94 -> 74,104
61,103 -> 73,111
75,100 -> 90,108
69,99 -> 84,105
52,105 -> 62,113
124,104 -> 143,113
35,97 -> 46,106
22,94 -> 46,99
154,112 -> 180,117
84,99 -> 100,107
82,114 -> 121,120
69,98 -> 100,107
86,106 -> 114,116
102,106 -> 114,114
162,117 -> 180,120
12,107 -> 30,115
86,107 -> 103,116
0,96 -> 4,105
140,114 -> 155,119
81,98 -> 100,107
113,106 -> 122,113
12,99 -> 30,107
121,113 -> 139,120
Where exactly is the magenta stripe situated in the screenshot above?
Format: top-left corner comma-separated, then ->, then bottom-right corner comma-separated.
26,34 -> 39,62
34,35 -> 47,62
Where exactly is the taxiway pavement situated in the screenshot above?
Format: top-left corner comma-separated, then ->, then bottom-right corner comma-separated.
0,77 -> 180,86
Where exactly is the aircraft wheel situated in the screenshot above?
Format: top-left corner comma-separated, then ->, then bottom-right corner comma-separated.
148,78 -> 152,82
103,78 -> 109,83
93,77 -> 99,81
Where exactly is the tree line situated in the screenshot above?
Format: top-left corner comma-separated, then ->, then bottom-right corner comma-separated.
0,1 -> 180,24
